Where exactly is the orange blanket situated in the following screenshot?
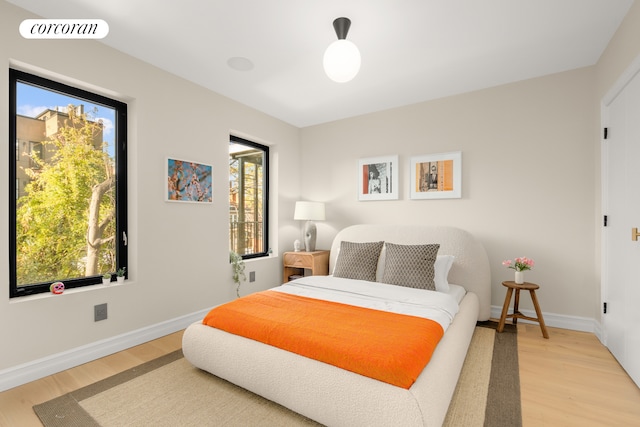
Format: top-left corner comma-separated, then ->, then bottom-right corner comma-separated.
203,290 -> 444,389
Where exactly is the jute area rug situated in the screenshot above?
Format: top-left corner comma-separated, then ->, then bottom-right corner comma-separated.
34,321 -> 520,427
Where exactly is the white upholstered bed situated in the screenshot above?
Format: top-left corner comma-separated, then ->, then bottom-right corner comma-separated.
182,224 -> 491,426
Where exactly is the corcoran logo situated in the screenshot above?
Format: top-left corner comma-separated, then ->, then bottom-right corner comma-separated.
19,19 -> 109,39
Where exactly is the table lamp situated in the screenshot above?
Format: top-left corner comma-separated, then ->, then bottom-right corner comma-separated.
294,201 -> 325,252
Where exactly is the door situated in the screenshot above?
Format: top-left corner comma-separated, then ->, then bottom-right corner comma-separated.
603,66 -> 640,388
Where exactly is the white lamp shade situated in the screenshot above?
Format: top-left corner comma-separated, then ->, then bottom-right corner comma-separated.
323,39 -> 361,83
294,201 -> 326,221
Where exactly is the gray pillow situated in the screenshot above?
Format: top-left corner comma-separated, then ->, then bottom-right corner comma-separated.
381,243 -> 440,290
333,241 -> 384,282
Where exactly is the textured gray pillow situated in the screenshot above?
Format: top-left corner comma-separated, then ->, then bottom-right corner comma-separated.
333,241 -> 384,282
381,243 -> 440,290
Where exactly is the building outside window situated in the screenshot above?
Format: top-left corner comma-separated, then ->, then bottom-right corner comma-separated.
229,135 -> 269,259
9,69 -> 127,297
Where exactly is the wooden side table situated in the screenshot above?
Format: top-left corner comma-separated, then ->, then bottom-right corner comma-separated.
282,250 -> 330,283
497,281 -> 549,339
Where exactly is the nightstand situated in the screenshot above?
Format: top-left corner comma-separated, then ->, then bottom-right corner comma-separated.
282,250 -> 330,283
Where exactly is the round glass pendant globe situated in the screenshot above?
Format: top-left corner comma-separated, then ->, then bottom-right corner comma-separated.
323,39 -> 361,83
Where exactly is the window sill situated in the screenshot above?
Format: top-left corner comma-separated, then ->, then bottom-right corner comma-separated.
9,280 -> 130,304
244,254 -> 278,263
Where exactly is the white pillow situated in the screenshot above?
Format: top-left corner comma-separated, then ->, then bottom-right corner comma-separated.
434,255 -> 455,292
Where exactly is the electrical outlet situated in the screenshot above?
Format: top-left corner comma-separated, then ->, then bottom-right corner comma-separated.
249,271 -> 256,282
94,303 -> 108,321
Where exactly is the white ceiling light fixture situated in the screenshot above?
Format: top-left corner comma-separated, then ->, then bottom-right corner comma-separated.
323,17 -> 361,83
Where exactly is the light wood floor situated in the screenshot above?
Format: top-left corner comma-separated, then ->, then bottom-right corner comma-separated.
1,324 -> 639,426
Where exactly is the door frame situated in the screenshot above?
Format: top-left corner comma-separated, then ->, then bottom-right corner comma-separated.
600,53 -> 640,346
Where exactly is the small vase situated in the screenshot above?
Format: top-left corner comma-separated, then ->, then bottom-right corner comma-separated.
117,276 -> 125,284
514,271 -> 524,285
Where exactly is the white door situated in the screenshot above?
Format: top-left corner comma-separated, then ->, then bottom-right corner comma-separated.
603,65 -> 640,388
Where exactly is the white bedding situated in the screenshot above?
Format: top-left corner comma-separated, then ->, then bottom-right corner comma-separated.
273,275 -> 460,331
183,224 -> 491,427
448,283 -> 467,304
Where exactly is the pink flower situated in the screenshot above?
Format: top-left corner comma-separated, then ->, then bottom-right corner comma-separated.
503,257 -> 534,272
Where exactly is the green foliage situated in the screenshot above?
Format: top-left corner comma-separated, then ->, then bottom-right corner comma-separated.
16,105 -> 115,285
230,250 -> 246,298
229,145 -> 264,255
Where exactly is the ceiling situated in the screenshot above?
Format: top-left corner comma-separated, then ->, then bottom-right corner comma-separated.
8,0 -> 634,128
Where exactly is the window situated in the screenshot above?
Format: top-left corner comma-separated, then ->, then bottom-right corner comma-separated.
29,141 -> 43,168
229,135 -> 269,259
9,69 -> 127,297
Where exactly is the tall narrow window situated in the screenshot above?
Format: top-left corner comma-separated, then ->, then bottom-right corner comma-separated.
229,136 -> 269,258
9,69 -> 127,297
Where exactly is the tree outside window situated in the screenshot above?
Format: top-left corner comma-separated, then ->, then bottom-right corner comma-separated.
229,136 -> 268,258
9,69 -> 127,297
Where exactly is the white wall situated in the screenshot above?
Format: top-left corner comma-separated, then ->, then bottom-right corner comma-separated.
597,1 -> 640,98
593,1 -> 640,330
300,67 -> 598,320
0,0 -> 301,372
298,0 -> 640,329
2,0 -> 640,386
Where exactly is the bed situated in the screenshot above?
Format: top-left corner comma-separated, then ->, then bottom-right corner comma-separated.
183,224 -> 491,426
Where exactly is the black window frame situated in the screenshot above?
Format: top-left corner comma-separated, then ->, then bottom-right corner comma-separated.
229,135 -> 269,260
9,68 -> 128,297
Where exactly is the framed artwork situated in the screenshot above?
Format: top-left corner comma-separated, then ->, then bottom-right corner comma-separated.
410,151 -> 462,199
166,157 -> 213,203
358,155 -> 399,201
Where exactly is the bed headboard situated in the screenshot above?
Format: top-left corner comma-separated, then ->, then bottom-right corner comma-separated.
329,224 -> 491,321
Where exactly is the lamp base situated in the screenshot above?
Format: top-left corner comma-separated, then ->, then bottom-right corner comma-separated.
304,221 -> 317,252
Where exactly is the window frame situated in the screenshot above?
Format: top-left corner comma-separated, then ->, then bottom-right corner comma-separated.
9,68 -> 128,297
229,135 -> 269,260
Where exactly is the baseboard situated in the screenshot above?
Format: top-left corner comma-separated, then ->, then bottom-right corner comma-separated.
1,306 -> 603,393
490,305 -> 601,334
0,308 -> 209,392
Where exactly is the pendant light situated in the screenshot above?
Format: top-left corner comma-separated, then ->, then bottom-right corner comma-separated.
323,17 -> 361,83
